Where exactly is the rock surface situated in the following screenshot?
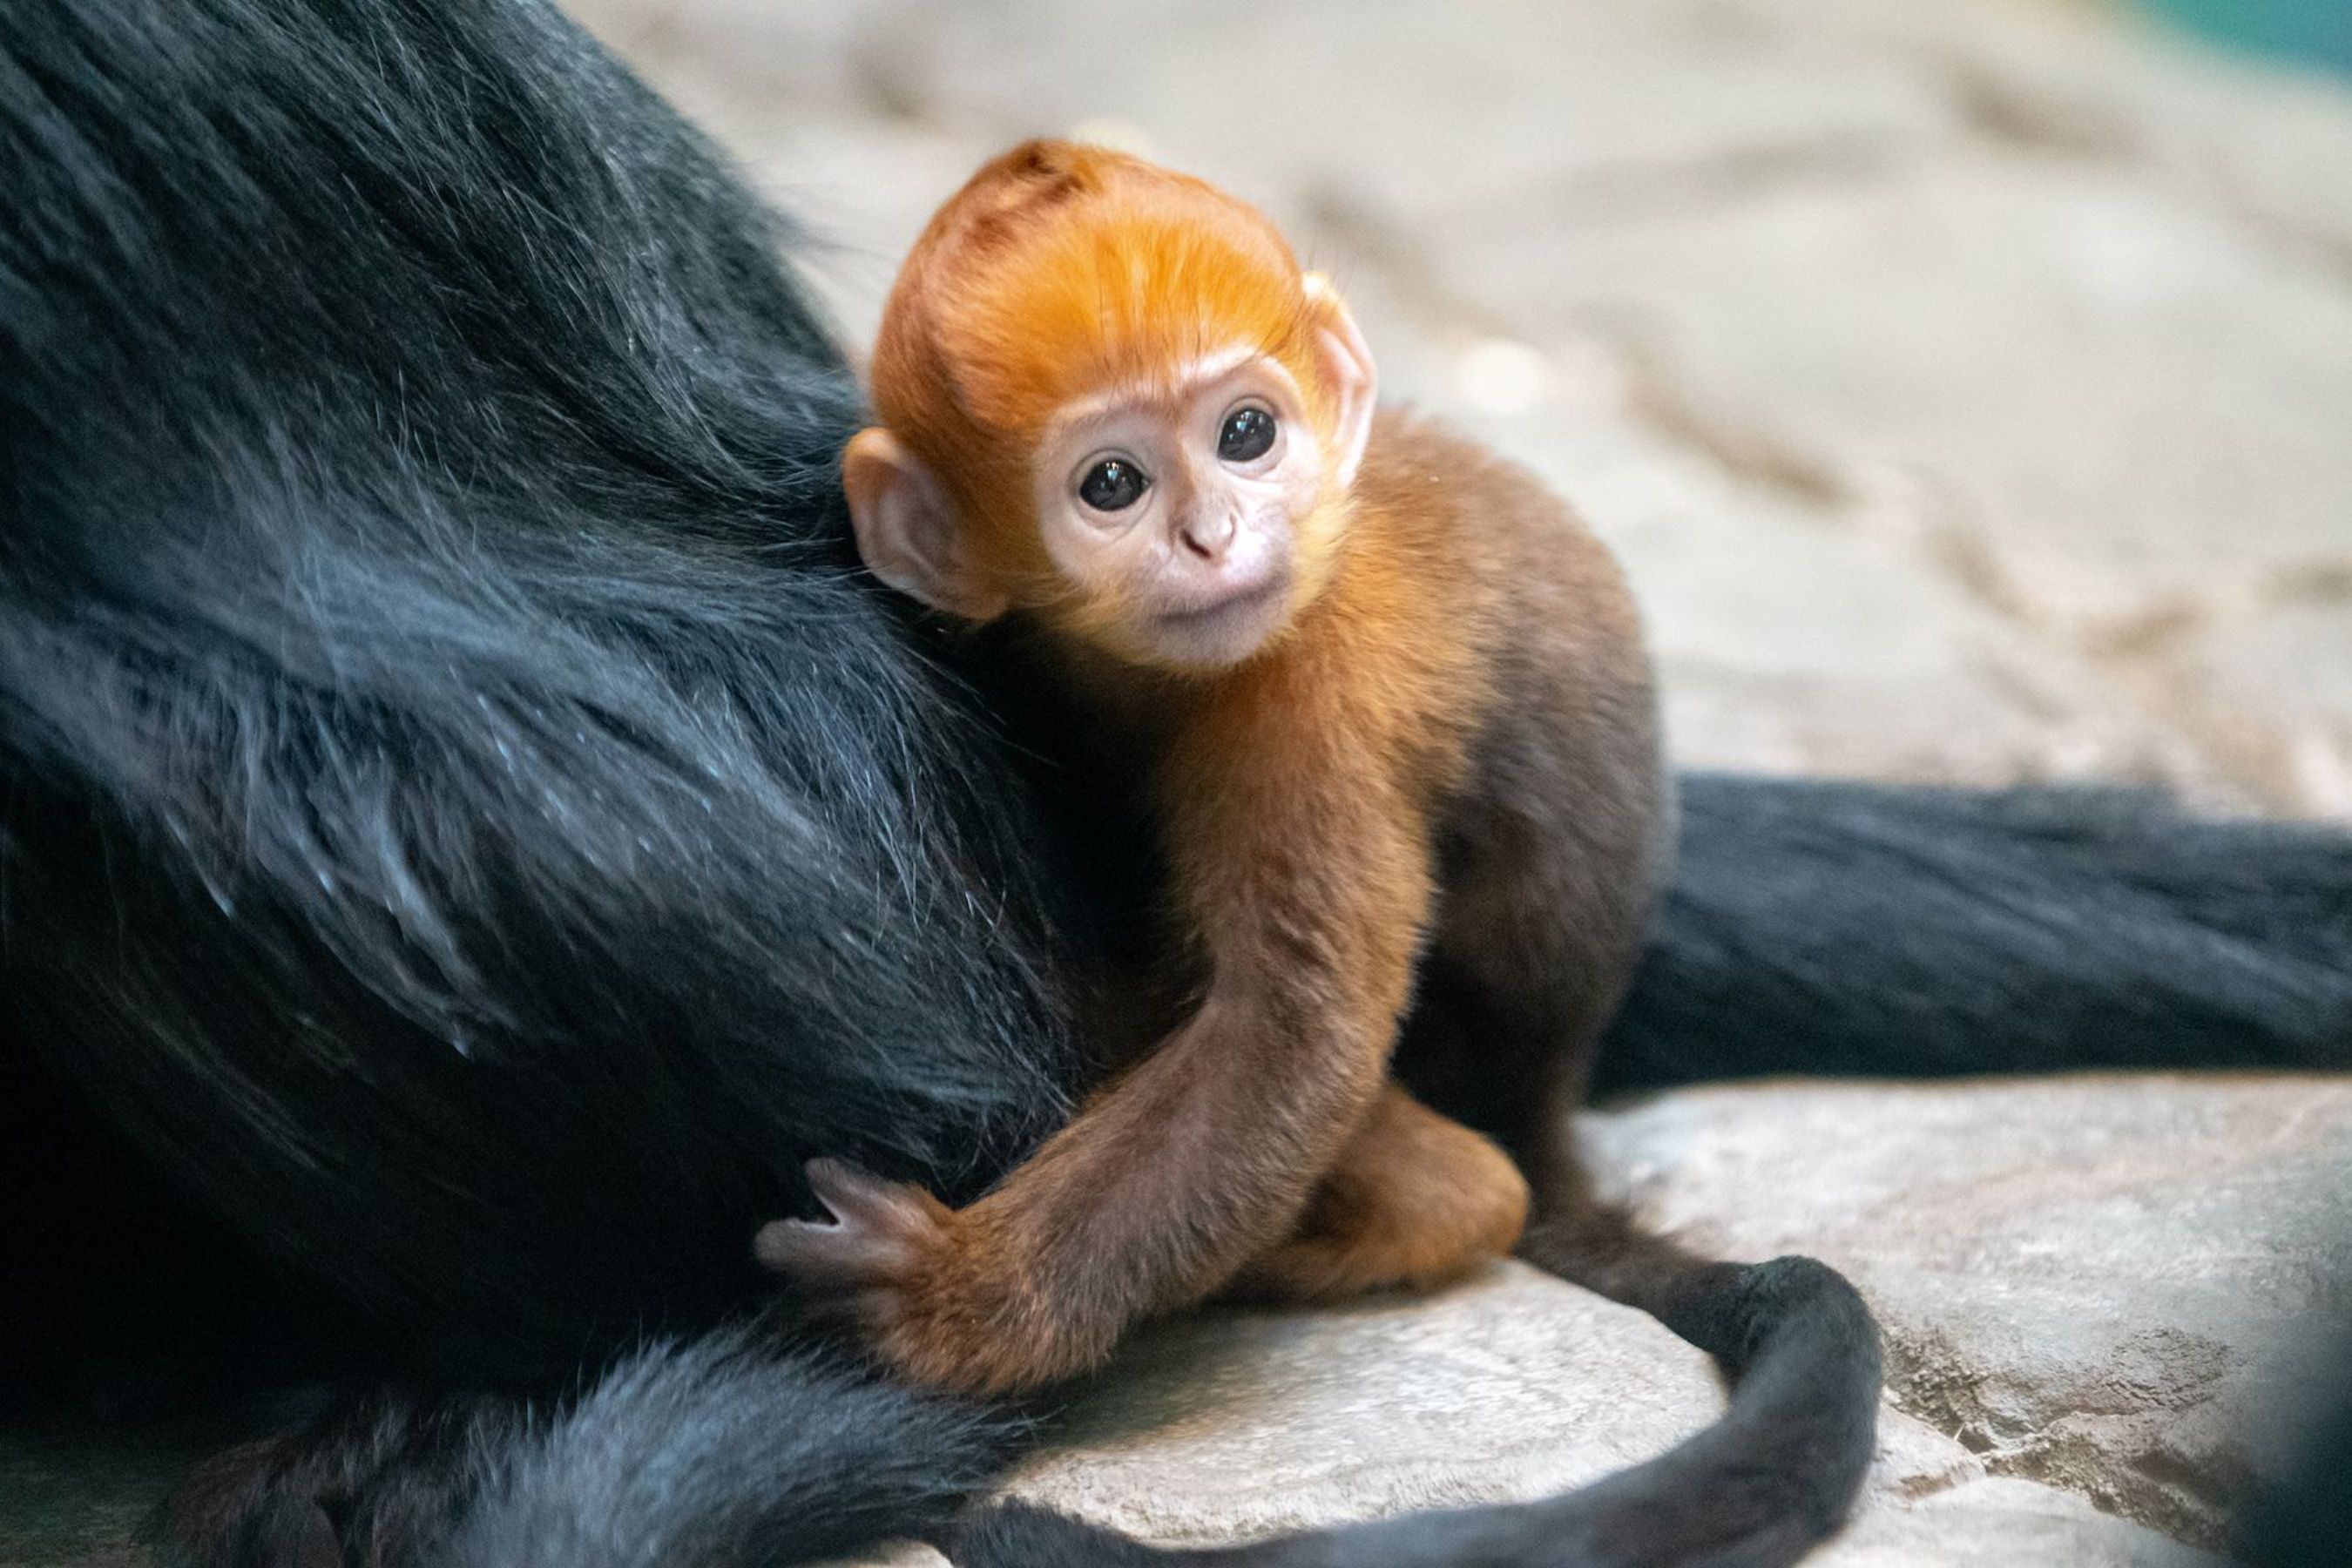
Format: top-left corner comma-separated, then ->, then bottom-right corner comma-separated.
811,1077 -> 2349,1567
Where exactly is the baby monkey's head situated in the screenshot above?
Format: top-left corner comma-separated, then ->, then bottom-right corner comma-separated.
844,139 -> 1377,672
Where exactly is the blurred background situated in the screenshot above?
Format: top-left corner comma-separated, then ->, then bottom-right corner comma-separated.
566,0 -> 2352,819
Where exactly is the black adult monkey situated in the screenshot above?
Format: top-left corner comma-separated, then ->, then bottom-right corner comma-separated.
3,3 -> 2347,1568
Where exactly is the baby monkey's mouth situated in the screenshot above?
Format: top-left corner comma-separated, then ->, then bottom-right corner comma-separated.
1154,570 -> 1288,629
1145,568 -> 1295,668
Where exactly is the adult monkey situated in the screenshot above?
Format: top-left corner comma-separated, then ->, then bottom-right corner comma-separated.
1,2 -> 2346,1567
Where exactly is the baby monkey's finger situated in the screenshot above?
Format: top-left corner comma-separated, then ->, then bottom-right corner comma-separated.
803,1156 -> 950,1234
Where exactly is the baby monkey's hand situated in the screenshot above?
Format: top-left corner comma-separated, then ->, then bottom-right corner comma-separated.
756,1157 -> 952,1320
755,1159 -> 1107,1396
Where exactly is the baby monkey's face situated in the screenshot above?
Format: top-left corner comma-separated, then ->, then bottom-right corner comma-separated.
1029,346 -> 1331,671
844,248 -> 1375,673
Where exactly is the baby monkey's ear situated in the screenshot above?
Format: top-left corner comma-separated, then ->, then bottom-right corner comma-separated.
1301,274 -> 1378,490
841,429 -> 1010,623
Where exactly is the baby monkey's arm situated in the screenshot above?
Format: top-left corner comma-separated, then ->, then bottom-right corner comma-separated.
760,677 -> 1468,1394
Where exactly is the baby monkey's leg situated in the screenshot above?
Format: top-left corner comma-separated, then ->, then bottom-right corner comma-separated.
1228,757 -> 1659,1309
1226,1081 -> 1528,1303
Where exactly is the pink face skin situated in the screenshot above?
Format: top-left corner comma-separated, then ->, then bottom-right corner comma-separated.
842,274 -> 1377,672
1029,347 -> 1327,670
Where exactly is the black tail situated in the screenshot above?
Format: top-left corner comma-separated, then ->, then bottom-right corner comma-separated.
952,1250 -> 1876,1568
1601,773 -> 2352,1091
164,1330 -> 1024,1568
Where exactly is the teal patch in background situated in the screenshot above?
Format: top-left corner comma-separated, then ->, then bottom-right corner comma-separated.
2138,0 -> 2352,75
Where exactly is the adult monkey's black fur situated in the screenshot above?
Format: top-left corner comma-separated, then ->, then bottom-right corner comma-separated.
3,0 -> 1071,1556
2,2 -> 2346,1567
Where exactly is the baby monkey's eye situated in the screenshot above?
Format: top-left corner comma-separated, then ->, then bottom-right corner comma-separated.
1217,405 -> 1277,464
1078,456 -> 1149,512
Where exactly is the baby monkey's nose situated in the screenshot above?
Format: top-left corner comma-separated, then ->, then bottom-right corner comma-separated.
1178,510 -> 1237,561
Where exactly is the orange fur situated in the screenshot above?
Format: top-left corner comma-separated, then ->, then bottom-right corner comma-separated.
1229,1084 -> 1531,1302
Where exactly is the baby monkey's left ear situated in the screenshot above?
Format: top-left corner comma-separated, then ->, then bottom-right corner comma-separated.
1302,273 -> 1377,490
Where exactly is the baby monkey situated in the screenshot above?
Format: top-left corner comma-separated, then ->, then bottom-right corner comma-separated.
758,139 -> 1671,1396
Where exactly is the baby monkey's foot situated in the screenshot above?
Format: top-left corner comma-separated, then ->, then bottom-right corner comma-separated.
754,1159 -> 1105,1396
1227,1092 -> 1530,1304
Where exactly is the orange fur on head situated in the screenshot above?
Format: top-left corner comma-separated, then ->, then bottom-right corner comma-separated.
863,139 -> 1347,614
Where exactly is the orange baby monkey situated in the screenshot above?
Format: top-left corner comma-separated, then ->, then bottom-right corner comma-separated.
756,139 -> 1674,1396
